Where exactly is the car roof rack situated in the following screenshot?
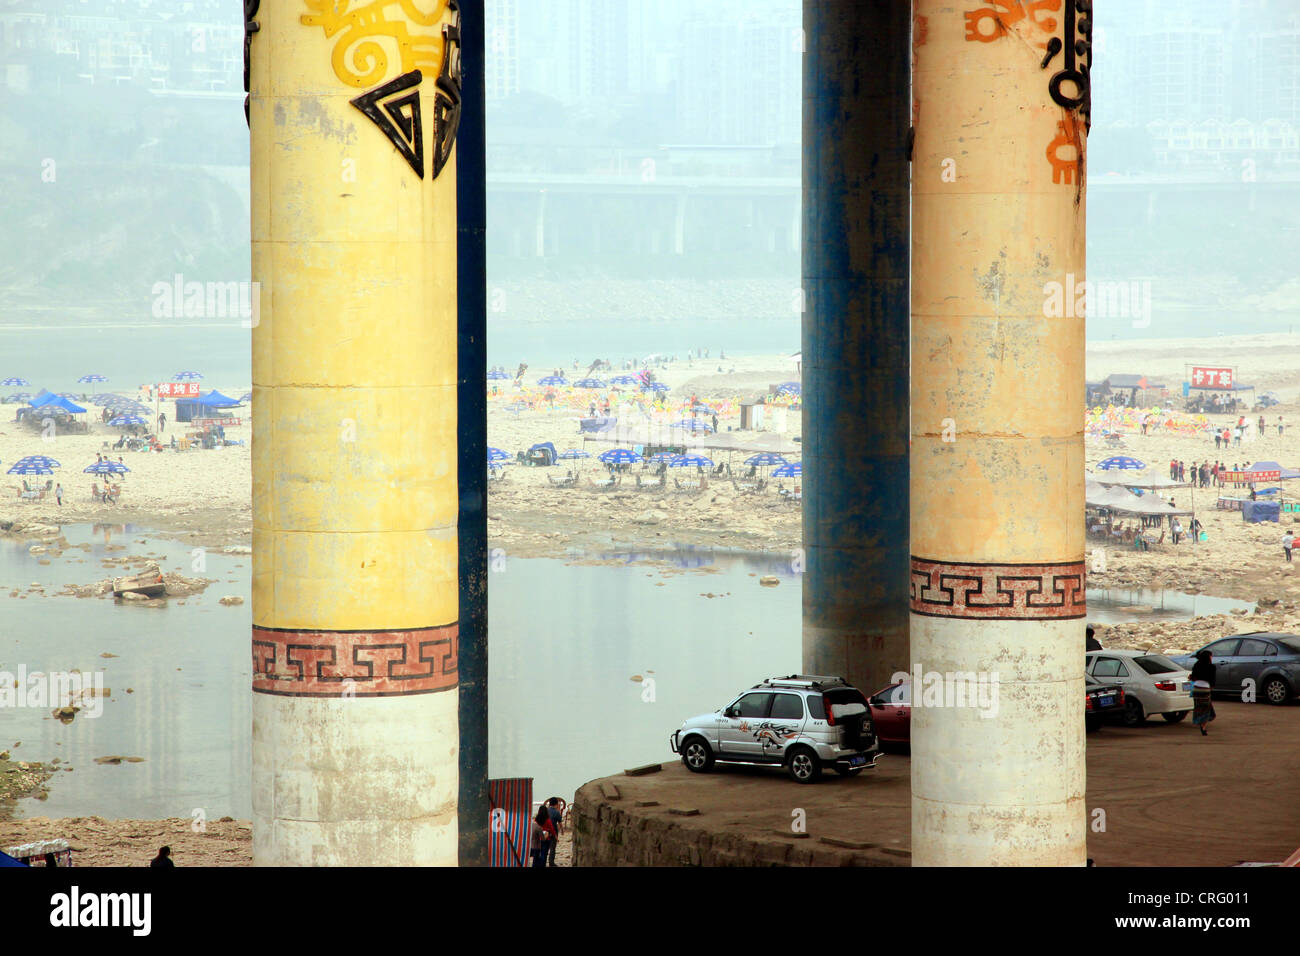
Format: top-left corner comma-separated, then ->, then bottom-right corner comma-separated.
756,674 -> 849,690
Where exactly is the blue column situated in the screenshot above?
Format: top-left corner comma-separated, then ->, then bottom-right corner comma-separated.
802,0 -> 911,694
457,0 -> 489,867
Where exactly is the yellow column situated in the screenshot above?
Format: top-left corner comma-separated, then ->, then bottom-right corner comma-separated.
248,0 -> 462,865
910,0 -> 1089,865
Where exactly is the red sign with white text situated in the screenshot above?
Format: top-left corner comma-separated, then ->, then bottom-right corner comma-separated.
156,382 -> 201,397
1190,366 -> 1233,389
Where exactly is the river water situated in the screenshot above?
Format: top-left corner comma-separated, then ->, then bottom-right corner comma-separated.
0,526 -> 1253,819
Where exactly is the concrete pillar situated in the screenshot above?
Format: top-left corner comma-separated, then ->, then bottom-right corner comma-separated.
910,0 -> 1090,865
249,0 -> 463,865
801,0 -> 911,695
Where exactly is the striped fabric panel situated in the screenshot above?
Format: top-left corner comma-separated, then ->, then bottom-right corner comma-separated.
488,777 -> 533,867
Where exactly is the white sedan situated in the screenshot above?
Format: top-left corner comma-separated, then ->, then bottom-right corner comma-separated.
1085,650 -> 1194,726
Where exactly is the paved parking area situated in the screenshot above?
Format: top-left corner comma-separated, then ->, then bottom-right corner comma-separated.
578,700 -> 1300,865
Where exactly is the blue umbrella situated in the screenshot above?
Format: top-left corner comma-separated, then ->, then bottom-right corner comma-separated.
174,371 -> 203,381
776,382 -> 801,396
671,419 -> 713,432
574,378 -> 606,389
1097,456 -> 1146,471
745,453 -> 788,468
608,375 -> 640,386
646,452 -> 678,464
558,449 -> 591,460
108,415 -> 147,427
669,454 -> 714,468
14,455 -> 60,468
486,370 -> 510,381
598,448 -> 643,465
6,393 -> 32,402
7,461 -> 54,475
84,461 -> 130,475
1,377 -> 29,386
772,462 -> 802,478
487,447 -> 511,463
77,374 -> 108,384
691,403 -> 713,414
643,382 -> 671,393
537,375 -> 568,387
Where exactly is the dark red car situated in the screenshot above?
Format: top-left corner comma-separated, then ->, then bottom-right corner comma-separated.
868,678 -> 1126,746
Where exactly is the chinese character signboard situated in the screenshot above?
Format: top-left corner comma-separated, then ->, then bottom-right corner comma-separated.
157,383 -> 202,398
1190,366 -> 1233,389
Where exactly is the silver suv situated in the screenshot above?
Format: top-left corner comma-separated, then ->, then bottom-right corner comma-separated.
668,675 -> 880,783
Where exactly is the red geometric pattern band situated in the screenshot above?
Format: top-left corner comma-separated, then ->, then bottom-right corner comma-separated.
252,623 -> 458,697
909,558 -> 1086,620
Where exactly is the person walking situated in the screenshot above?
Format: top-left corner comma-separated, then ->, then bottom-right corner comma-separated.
1215,430 -> 1222,450
55,483 -> 62,507
158,411 -> 166,432
1189,651 -> 1217,736
1258,414 -> 1266,436
529,805 -> 553,867
1278,416 -> 1285,436
1284,530 -> 1295,563
1171,517 -> 1183,544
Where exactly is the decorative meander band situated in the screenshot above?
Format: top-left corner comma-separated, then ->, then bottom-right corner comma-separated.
910,558 -> 1086,620
252,624 -> 458,697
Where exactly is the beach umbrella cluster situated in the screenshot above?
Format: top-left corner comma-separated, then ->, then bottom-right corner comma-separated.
2,377 -> 30,387
174,371 -> 204,381
108,415 -> 148,427
642,382 -> 671,394
5,392 -> 32,402
77,374 -> 108,384
537,375 -> 568,387
486,369 -> 511,381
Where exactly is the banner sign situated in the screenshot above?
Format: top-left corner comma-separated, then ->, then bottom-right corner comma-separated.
194,418 -> 242,428
1223,470 -> 1281,484
1190,366 -> 1233,389
157,382 -> 202,397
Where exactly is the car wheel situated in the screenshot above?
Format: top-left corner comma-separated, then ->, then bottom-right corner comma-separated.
1121,697 -> 1145,727
834,765 -> 863,777
786,746 -> 822,784
1162,710 -> 1188,723
1262,676 -> 1292,706
680,736 -> 714,773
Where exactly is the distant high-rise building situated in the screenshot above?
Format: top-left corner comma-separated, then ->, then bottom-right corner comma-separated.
486,0 -> 520,100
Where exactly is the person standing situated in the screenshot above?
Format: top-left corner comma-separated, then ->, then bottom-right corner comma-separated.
1258,414 -> 1266,436
55,483 -> 62,507
1278,416 -> 1285,436
1214,430 -> 1222,451
158,411 -> 166,432
530,805 -> 554,867
1284,530 -> 1295,564
545,797 -> 564,866
711,413 -> 719,433
1189,651 -> 1217,736
1171,517 -> 1183,544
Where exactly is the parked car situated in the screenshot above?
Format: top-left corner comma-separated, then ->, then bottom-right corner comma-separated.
867,678 -> 1124,740
1085,650 -> 1193,726
1085,677 -> 1127,732
669,675 -> 880,783
1170,632 -> 1300,705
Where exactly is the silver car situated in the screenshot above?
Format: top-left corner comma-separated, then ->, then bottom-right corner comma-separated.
668,675 -> 880,783
1086,650 -> 1194,726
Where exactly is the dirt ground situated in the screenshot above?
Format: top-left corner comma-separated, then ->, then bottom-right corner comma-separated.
0,815 -> 575,867
575,698 -> 1300,867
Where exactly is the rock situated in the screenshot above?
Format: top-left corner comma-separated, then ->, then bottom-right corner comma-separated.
759,575 -> 780,587
223,545 -> 252,555
219,595 -> 244,606
119,591 -> 147,602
